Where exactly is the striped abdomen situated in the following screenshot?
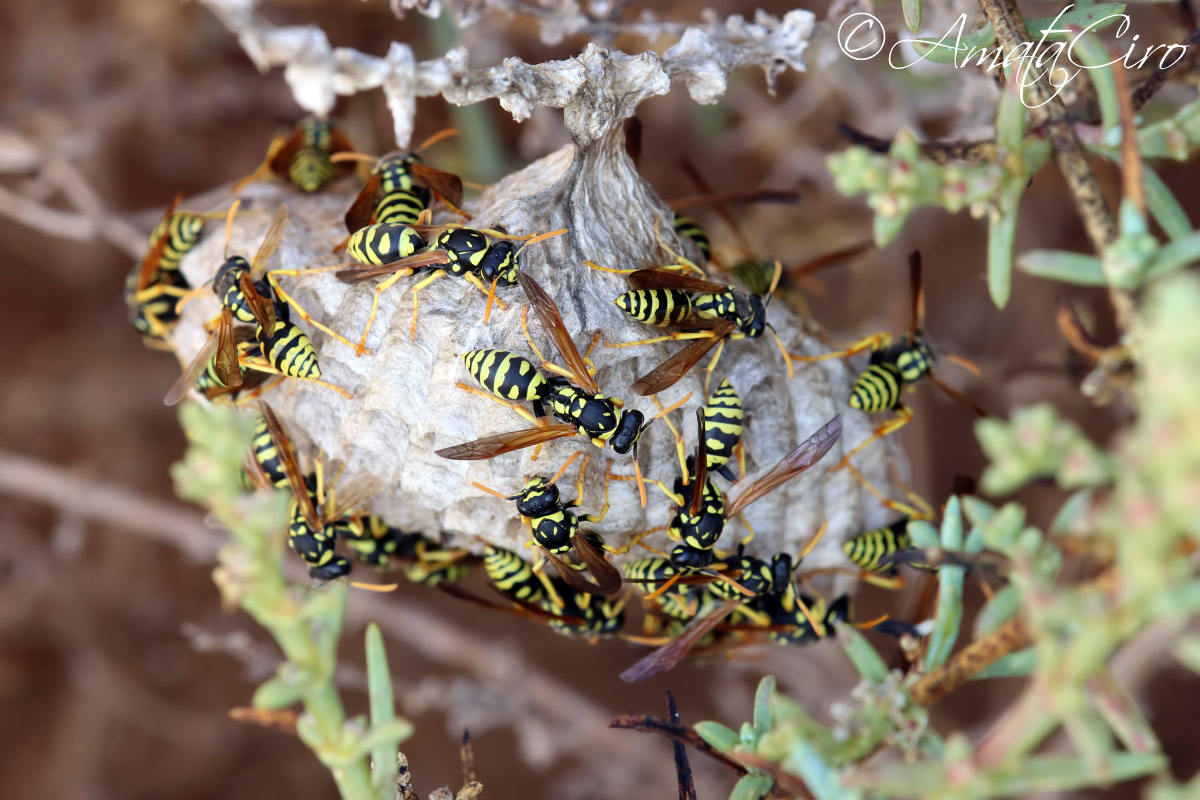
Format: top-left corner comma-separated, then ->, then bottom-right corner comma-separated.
347,223 -> 424,266
485,546 -> 543,603
547,585 -> 625,637
463,349 -> 547,402
250,415 -> 289,488
375,189 -> 426,226
849,363 -> 904,412
673,215 -> 711,259
149,213 -> 205,273
843,519 -> 911,572
126,271 -> 188,335
258,320 -> 321,378
615,288 -> 692,327
289,147 -> 334,192
345,516 -> 419,566
702,378 -> 742,471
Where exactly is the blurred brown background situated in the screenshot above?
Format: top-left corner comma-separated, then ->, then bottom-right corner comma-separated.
1,0 -> 1197,798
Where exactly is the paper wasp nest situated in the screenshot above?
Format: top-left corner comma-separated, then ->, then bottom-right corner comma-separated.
175,8 -> 905,582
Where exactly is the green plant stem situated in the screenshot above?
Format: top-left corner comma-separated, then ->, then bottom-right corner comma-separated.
976,0 -> 1134,331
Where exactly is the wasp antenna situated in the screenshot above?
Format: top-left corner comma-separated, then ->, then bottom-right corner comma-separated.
797,520 -> 828,561
329,151 -> 378,164
417,127 -> 459,152
348,580 -> 400,592
649,392 -> 692,422
516,227 -> 569,253
548,451 -> 583,486
942,352 -> 982,376
471,481 -> 509,499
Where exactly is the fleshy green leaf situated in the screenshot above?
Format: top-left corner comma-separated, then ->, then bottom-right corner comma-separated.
253,674 -> 307,710
1018,250 -> 1107,285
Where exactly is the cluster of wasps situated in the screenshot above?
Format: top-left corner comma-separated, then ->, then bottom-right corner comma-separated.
127,114 -> 987,680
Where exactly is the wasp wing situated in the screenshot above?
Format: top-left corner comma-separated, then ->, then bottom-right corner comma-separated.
434,424 -> 580,460
689,407 -> 709,516
266,127 -> 307,180
909,250 -> 925,337
163,325 -> 221,406
135,193 -> 183,291
619,597 -> 742,682
627,268 -> 728,294
928,374 -> 988,418
335,250 -> 450,284
343,172 -> 383,233
410,163 -> 464,209
517,271 -> 598,394
250,203 -> 289,279
630,321 -> 735,396
327,126 -> 358,178
238,273 -> 276,334
259,401 -> 321,531
724,414 -> 843,517
567,534 -> 623,595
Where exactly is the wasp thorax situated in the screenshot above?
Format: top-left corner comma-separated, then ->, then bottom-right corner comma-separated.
514,478 -> 561,517
213,256 -> 251,295
669,544 -> 715,570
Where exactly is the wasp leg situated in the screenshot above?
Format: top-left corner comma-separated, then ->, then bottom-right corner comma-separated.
267,271 -> 362,352
584,259 -> 637,275
603,331 -> 718,350
652,216 -> 708,278
403,269 -> 448,342
530,545 -> 566,610
240,357 -> 354,399
576,457 -> 613,525
789,332 -> 892,363
346,268 -> 417,355
830,407 -> 914,472
702,338 -> 726,396
649,395 -> 689,482
231,135 -> 287,194
453,381 -> 540,425
844,462 -> 934,520
519,305 -> 550,365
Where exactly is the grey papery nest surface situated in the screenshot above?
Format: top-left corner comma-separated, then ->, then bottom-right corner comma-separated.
174,6 -> 903,587
171,141 -> 904,587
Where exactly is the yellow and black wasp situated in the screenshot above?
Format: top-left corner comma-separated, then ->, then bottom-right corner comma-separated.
446,544 -> 626,641
326,222 -> 566,353
344,522 -> 476,586
620,552 -> 904,681
791,251 -> 985,471
243,403 -> 393,589
472,451 -> 622,595
166,204 -> 351,402
594,235 -> 792,396
233,116 -> 357,194
125,194 -> 227,346
337,128 -> 467,231
641,404 -> 842,572
435,271 -> 687,505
